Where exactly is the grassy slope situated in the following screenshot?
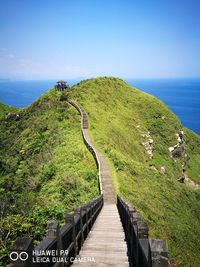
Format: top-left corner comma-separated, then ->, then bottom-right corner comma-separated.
70,77 -> 200,267
0,102 -> 17,118
0,90 -> 98,266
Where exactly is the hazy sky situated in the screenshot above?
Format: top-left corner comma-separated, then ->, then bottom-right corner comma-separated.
0,0 -> 200,80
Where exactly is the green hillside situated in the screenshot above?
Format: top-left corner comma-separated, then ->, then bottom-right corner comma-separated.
0,102 -> 17,118
69,77 -> 200,267
0,91 -> 98,266
0,77 -> 200,266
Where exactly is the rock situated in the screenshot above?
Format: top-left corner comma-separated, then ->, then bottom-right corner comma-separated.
168,147 -> 174,152
172,146 -> 185,158
171,129 -> 191,185
141,130 -> 153,158
161,116 -> 166,119
136,124 -> 140,128
177,176 -> 185,183
177,137 -> 182,143
160,166 -> 166,175
184,154 -> 190,161
150,166 -> 157,171
6,113 -> 20,121
184,175 -> 200,189
147,151 -> 153,158
182,158 -> 187,167
179,130 -> 184,137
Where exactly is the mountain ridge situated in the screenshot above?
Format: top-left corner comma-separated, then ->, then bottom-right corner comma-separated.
0,77 -> 200,266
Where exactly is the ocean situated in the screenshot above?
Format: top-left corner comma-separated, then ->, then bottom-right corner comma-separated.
0,79 -> 199,135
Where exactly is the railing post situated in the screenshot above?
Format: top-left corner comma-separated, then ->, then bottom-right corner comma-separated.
87,202 -> 92,231
127,205 -> 136,266
8,237 -> 34,267
46,220 -> 62,254
65,212 -> 78,257
75,207 -> 84,248
137,220 -> 148,239
100,195 -> 103,211
127,204 -> 135,237
82,205 -> 89,236
149,239 -> 168,267
45,220 -> 64,267
90,200 -> 95,226
79,207 -> 84,245
130,212 -> 140,266
137,220 -> 150,267
46,220 -> 59,239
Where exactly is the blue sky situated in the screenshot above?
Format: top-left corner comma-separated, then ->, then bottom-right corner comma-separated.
0,0 -> 200,80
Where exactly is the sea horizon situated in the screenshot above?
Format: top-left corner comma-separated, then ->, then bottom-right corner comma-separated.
0,78 -> 199,135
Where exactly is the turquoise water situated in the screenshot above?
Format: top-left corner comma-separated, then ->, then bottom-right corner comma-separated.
0,79 -> 199,135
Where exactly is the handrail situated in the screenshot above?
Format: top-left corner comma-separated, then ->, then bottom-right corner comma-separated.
9,195 -> 103,267
68,100 -> 103,194
117,195 -> 169,267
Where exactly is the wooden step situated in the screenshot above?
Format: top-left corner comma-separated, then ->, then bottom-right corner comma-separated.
72,204 -> 129,266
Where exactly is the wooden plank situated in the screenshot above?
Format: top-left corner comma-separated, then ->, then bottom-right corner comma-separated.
69,101 -> 129,266
73,205 -> 129,266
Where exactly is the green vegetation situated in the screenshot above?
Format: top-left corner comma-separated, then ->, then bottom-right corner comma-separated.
0,102 -> 17,118
0,91 -> 98,266
69,77 -> 200,267
0,77 -> 200,266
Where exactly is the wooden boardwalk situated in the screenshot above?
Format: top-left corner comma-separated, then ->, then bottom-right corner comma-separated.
83,129 -> 115,204
69,100 -> 129,266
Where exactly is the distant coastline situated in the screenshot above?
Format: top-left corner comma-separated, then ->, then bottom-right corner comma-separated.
0,78 -> 199,135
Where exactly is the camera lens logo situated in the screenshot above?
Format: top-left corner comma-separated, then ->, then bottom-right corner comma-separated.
9,252 -> 29,261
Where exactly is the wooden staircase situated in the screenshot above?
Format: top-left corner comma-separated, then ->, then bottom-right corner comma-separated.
69,100 -> 129,266
73,204 -> 129,267
82,112 -> 88,129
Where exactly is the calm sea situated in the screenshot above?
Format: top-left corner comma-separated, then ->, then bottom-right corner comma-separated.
0,79 -> 199,135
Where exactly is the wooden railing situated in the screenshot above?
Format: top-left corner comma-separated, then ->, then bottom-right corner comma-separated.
9,195 -> 103,267
68,100 -> 103,194
117,195 -> 169,267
